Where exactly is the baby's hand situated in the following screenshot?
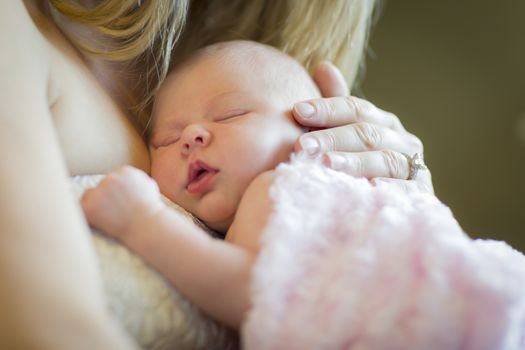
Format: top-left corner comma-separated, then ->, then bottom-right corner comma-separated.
81,166 -> 164,240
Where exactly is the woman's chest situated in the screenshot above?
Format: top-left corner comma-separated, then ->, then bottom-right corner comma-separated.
38,12 -> 149,175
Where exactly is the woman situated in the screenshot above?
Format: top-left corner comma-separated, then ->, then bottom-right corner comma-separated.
0,0 -> 431,348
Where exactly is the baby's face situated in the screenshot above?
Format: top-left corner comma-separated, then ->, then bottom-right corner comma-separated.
149,51 -> 308,232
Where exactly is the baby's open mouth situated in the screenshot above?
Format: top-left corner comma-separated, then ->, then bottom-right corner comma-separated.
186,160 -> 219,194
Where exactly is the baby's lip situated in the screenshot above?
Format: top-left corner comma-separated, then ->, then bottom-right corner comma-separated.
186,160 -> 219,193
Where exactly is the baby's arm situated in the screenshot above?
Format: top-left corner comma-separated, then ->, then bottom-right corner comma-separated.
81,167 -> 273,329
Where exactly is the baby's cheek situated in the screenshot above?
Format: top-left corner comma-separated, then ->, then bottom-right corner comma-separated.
150,163 -> 180,202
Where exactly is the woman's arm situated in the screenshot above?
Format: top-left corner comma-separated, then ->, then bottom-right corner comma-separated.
0,2 -> 136,349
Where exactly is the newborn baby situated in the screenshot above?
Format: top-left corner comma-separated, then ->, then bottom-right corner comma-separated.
82,40 -> 320,328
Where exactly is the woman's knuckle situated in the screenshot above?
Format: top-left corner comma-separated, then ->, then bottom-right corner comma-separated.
415,137 -> 424,152
388,112 -> 403,128
343,96 -> 363,121
354,155 -> 365,175
381,149 -> 404,179
355,123 -> 382,149
408,133 -> 424,152
318,99 -> 336,124
322,130 -> 339,150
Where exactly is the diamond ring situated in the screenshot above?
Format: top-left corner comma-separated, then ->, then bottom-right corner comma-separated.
405,153 -> 428,180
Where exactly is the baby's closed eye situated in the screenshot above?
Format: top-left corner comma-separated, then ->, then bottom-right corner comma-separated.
214,109 -> 250,123
151,135 -> 181,149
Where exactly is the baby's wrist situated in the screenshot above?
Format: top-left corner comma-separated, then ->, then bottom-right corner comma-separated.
121,203 -> 167,245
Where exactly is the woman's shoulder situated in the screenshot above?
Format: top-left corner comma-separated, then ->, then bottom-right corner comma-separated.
1,1 -> 73,109
3,1 -> 47,34
0,1 -> 51,80
0,2 -> 52,136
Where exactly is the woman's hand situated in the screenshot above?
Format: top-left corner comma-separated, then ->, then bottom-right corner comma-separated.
292,62 -> 433,193
81,166 -> 165,239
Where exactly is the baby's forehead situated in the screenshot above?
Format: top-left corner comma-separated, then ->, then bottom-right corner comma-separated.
170,41 -> 308,84
152,40 -> 320,131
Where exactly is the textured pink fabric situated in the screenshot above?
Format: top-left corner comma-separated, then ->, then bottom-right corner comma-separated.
242,156 -> 525,350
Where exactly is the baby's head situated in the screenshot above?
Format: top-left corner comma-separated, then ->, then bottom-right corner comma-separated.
149,40 -> 321,232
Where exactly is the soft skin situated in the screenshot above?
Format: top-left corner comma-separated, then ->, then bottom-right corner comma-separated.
149,42 -> 321,232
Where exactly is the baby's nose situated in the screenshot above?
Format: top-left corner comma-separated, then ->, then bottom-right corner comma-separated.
180,124 -> 211,156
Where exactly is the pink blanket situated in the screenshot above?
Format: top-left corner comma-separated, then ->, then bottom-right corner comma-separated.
242,156 -> 525,350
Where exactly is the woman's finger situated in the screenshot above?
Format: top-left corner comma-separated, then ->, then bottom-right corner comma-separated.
293,95 -> 405,131
312,61 -> 349,97
322,150 -> 434,194
294,123 -> 422,157
323,150 -> 410,179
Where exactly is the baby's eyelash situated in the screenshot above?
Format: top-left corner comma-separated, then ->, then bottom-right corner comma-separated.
217,110 -> 250,122
153,136 -> 180,149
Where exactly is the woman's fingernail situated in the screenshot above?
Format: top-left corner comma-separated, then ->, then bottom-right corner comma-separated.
300,136 -> 320,156
324,153 -> 346,171
294,102 -> 316,119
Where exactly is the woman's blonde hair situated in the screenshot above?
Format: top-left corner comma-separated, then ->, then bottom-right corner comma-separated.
49,0 -> 376,133
176,0 -> 377,91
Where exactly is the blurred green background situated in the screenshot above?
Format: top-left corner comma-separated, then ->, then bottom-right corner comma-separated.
361,1 -> 525,250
